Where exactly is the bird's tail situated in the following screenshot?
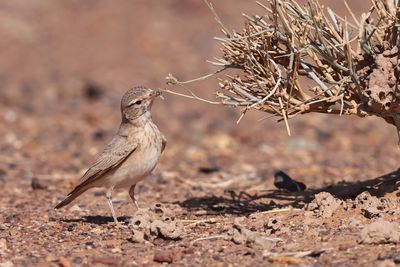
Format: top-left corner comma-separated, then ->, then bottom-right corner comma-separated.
55,186 -> 88,209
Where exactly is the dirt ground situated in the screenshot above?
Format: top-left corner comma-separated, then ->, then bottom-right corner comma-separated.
1,1 -> 400,266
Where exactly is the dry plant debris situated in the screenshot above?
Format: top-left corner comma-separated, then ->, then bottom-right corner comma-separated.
168,0 -> 400,139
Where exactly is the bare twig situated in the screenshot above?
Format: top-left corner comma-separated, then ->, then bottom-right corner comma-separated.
258,207 -> 302,214
190,235 -> 227,245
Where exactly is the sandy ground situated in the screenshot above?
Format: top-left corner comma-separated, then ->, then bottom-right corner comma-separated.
1,1 -> 400,266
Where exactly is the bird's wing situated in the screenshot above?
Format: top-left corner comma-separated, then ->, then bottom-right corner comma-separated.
77,135 -> 138,188
161,133 -> 167,153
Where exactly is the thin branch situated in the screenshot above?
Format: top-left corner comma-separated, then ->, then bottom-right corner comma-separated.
190,235 -> 227,245
166,67 -> 228,85
279,97 -> 291,136
162,88 -> 221,105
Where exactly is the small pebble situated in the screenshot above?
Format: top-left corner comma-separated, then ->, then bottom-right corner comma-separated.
93,257 -> 119,266
0,238 -> 8,251
0,169 -> 6,180
153,249 -> 175,264
0,261 -> 14,267
58,256 -> 71,267
67,224 -> 76,231
73,258 -> 82,265
31,177 -> 48,190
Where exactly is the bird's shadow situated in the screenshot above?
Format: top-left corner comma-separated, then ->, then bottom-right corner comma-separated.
56,215 -> 130,225
177,168 -> 400,216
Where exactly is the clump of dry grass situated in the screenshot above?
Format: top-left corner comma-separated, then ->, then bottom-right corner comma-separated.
166,0 -> 399,138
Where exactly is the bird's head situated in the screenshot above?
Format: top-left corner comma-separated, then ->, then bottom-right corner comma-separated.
120,86 -> 161,121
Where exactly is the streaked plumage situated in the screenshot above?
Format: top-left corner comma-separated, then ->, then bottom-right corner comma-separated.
55,86 -> 166,224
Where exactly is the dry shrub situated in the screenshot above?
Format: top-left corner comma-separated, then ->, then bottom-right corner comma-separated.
167,0 -> 399,139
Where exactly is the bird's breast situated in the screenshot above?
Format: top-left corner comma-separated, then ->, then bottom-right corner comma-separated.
112,121 -> 163,188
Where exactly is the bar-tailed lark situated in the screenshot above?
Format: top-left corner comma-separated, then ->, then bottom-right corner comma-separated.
55,86 -> 166,224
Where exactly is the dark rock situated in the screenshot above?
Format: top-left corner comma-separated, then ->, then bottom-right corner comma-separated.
83,82 -> 103,101
92,129 -> 106,140
73,258 -> 82,264
0,169 -> 6,180
198,165 -> 220,174
31,177 -> 48,190
67,224 -> 76,231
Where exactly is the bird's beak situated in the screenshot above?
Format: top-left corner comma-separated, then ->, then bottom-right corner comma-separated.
150,90 -> 163,100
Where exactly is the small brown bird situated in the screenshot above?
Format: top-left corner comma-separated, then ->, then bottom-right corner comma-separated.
55,86 -> 166,224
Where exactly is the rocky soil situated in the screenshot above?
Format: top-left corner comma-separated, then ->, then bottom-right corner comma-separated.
0,1 -> 399,266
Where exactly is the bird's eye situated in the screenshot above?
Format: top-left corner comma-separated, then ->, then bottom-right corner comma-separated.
135,100 -> 142,105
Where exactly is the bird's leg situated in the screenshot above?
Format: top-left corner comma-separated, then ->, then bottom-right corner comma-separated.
106,186 -> 119,225
129,184 -> 140,210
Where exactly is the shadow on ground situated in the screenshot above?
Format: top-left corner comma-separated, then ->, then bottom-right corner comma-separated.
54,215 -> 131,225
320,168 -> 400,198
178,169 -> 400,215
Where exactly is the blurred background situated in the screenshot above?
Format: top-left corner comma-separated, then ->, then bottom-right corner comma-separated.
2,1 -> 400,265
0,0 -> 398,195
